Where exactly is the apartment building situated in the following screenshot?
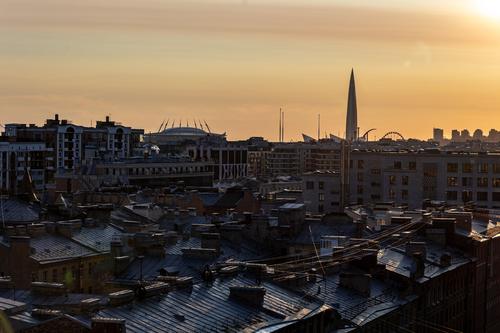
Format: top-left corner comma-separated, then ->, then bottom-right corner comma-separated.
1,115 -> 144,188
0,141 -> 50,194
350,150 -> 500,209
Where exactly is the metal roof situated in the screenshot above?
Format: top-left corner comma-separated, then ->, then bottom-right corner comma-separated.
72,224 -> 124,253
29,235 -> 98,263
96,275 -> 321,333
0,198 -> 39,223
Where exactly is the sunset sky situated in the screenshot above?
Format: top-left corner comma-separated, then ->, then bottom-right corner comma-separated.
1,0 -> 500,141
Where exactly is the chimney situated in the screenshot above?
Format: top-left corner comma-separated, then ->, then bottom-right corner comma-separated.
411,252 -> 425,279
108,290 -> 135,307
405,241 -> 427,259
27,224 -> 46,237
56,220 -> 81,238
10,236 -> 31,259
55,114 -> 59,121
31,282 -> 67,296
91,317 -> 126,333
230,286 -> 266,307
200,233 -> 221,254
105,116 -> 110,123
430,218 -> 456,245
0,276 -> 13,290
80,298 -> 100,314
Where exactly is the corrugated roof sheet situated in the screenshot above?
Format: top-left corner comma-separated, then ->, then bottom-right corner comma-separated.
97,275 -> 321,333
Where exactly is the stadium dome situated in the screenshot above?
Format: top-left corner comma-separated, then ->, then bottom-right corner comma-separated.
161,126 -> 209,136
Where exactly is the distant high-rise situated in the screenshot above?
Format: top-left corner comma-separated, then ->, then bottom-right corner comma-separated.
345,69 -> 358,141
433,128 -> 444,142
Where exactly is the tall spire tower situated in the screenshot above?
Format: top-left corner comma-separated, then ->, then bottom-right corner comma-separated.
345,69 -> 358,141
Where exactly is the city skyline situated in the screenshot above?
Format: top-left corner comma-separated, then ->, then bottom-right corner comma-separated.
2,0 -> 500,140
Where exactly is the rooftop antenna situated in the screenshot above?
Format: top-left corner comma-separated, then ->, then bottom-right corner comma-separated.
204,120 -> 212,133
158,119 -> 165,133
317,114 -> 320,141
279,108 -> 282,142
282,109 -> 285,142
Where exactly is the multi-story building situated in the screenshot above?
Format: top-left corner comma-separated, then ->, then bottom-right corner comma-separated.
3,115 -> 143,174
302,170 -> 344,214
1,115 -> 144,194
350,150 -> 500,209
0,141 -> 50,194
186,141 -> 248,182
266,141 -> 349,178
92,156 -> 214,187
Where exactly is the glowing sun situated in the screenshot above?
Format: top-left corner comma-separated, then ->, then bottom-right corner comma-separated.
476,0 -> 500,19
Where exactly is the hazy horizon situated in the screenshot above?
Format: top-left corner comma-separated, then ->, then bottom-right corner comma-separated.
2,0 -> 500,140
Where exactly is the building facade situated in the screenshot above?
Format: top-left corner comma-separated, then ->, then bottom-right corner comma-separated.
350,150 -> 500,209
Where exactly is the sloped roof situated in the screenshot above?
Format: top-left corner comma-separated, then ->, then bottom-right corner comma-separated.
0,198 -> 39,223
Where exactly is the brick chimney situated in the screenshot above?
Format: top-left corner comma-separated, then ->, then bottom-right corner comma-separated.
200,233 -> 221,254
91,317 -> 126,333
230,286 -> 266,307
10,236 -> 31,259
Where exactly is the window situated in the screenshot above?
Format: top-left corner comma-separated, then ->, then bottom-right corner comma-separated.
388,189 -> 396,200
52,269 -> 58,282
493,178 -> 500,188
478,163 -> 489,173
446,191 -> 458,201
389,175 -> 396,185
43,271 -> 47,281
357,185 -> 363,195
394,161 -> 402,170
402,176 -> 409,186
477,192 -> 488,201
318,181 -> 324,190
462,163 -> 473,173
462,191 -> 473,202
477,177 -> 489,187
409,161 -> 417,170
493,192 -> 500,202
306,181 -> 314,190
494,163 -> 500,174
318,204 -> 324,213
371,168 -> 381,175
462,177 -> 473,187
402,189 -> 408,200
447,163 -> 458,173
357,173 -> 364,181
357,160 -> 364,169
447,177 -> 458,187
318,193 -> 325,202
